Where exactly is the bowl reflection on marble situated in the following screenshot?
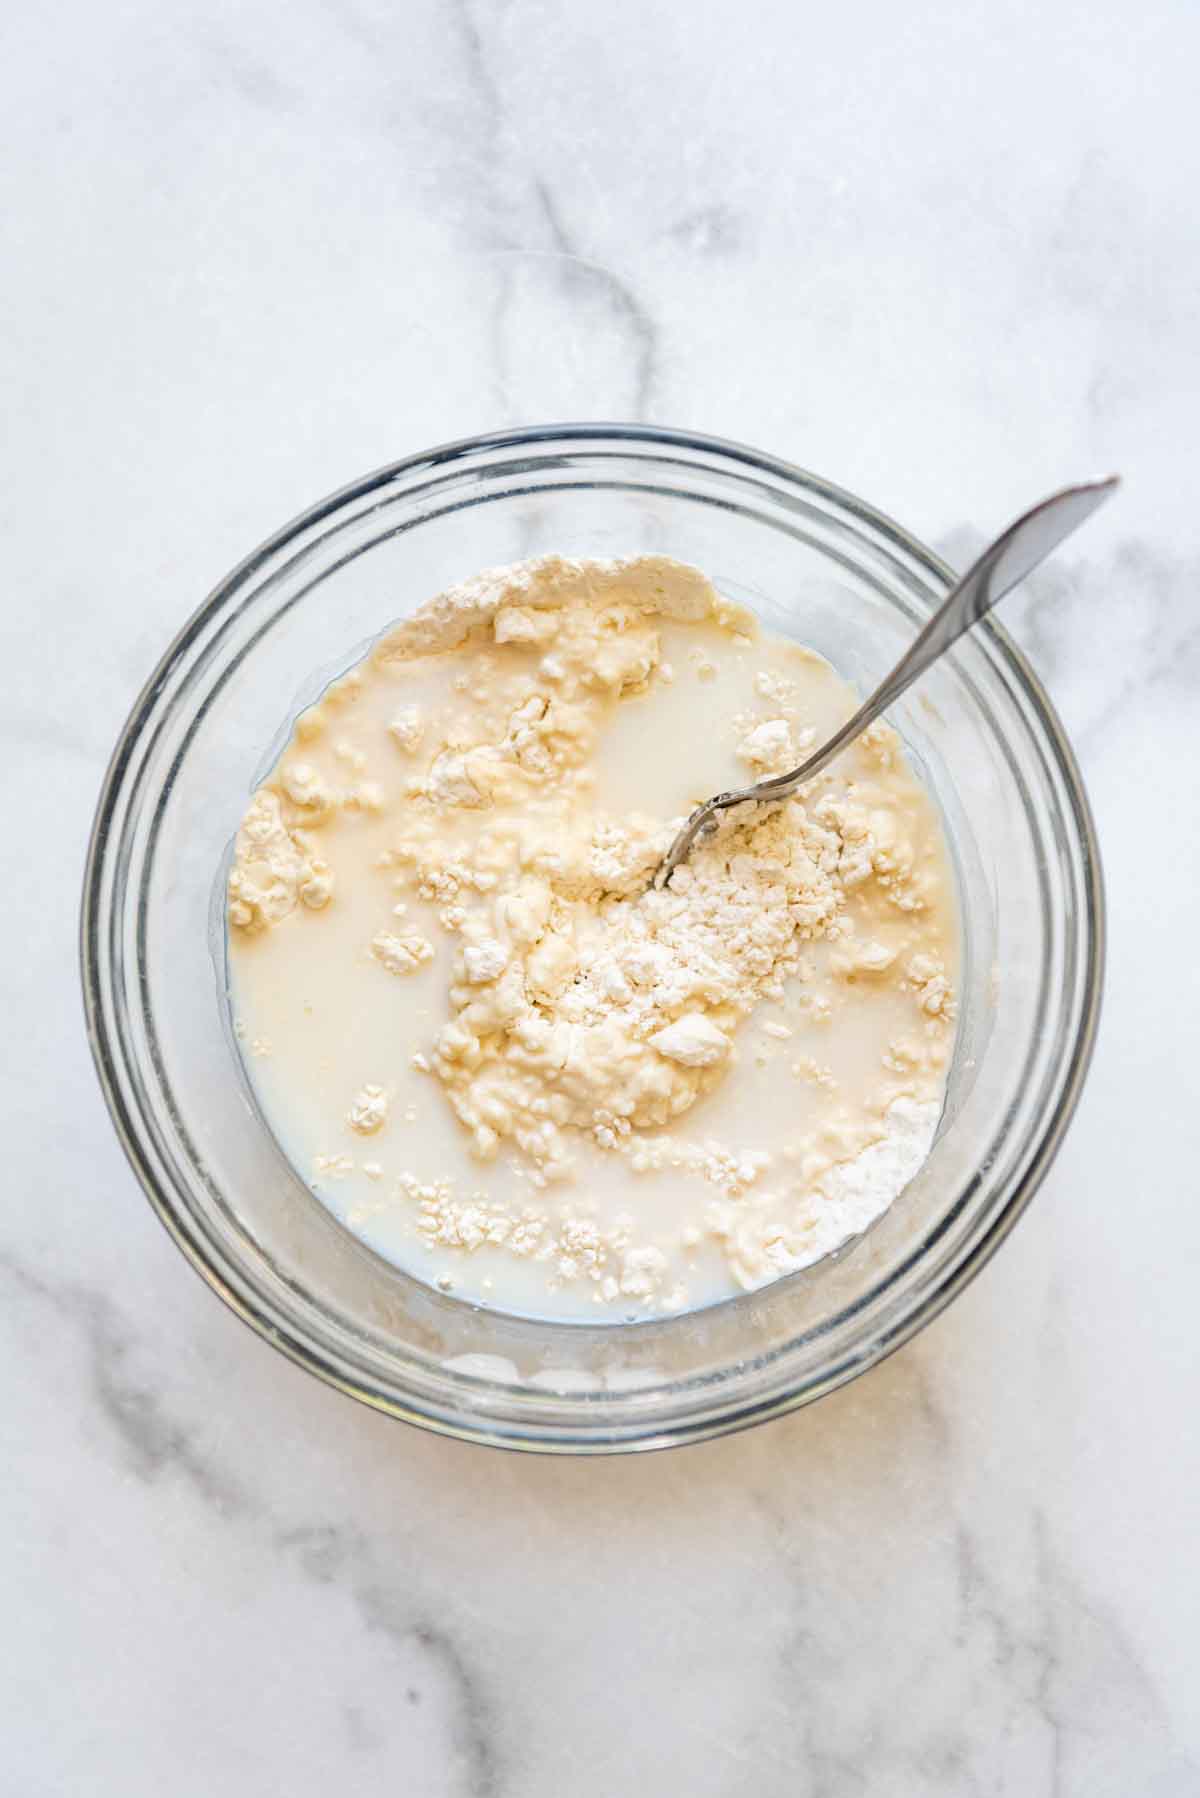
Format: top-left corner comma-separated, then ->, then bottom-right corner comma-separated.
81,425 -> 1103,1453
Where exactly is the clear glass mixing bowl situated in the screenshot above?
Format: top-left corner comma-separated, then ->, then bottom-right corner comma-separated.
81,425 -> 1103,1453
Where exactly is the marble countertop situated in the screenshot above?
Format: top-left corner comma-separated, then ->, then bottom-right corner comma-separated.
6,1 -> 1199,1790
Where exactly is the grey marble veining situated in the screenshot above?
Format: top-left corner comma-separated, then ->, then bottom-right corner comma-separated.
4,0 -> 1199,1791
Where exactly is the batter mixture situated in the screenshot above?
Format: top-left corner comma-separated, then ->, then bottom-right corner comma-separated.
226,556 -> 958,1320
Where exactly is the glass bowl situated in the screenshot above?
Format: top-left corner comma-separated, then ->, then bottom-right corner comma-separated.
81,425 -> 1103,1453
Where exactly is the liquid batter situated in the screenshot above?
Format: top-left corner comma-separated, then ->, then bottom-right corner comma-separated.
226,556 -> 958,1320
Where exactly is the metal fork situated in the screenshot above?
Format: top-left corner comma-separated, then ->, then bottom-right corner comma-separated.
653,477 -> 1119,889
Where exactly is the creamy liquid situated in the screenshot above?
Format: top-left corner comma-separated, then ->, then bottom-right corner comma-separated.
226,557 -> 958,1321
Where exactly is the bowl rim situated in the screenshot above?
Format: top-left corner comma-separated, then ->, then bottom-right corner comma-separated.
80,421 -> 1105,1452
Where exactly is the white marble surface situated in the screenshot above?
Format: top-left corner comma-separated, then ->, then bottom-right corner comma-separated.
5,1 -> 1199,1790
